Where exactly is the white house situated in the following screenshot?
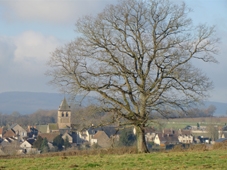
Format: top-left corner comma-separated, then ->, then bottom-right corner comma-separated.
178,134 -> 193,143
20,139 -> 36,154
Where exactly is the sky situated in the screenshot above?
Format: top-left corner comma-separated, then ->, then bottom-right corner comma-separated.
0,0 -> 226,103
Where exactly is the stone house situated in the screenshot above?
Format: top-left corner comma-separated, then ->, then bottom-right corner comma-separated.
177,129 -> 193,144
153,133 -> 179,146
10,123 -> 27,139
0,137 -> 21,155
91,131 -> 112,148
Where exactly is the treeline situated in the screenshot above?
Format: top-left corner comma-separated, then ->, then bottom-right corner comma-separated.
186,105 -> 217,118
0,104 -> 217,127
0,105 -> 108,128
149,105 -> 217,119
0,110 -> 57,127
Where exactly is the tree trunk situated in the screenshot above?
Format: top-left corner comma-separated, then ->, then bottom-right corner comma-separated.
135,125 -> 149,153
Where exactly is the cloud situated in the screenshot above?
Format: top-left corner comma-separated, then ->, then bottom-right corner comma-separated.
0,36 -> 16,68
0,31 -> 61,92
13,31 -> 60,67
0,0 -> 115,24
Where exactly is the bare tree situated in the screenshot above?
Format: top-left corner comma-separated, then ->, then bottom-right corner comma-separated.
47,0 -> 219,153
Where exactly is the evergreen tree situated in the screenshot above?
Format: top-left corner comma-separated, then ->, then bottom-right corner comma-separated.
64,136 -> 71,150
40,138 -> 49,153
119,128 -> 136,146
33,136 -> 43,150
53,135 -> 64,151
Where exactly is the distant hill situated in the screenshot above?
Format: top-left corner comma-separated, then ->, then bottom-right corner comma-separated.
204,101 -> 227,116
0,91 -> 96,114
0,91 -> 226,116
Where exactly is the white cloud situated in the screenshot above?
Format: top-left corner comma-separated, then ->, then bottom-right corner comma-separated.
0,31 -> 61,93
0,36 -> 16,68
0,0 -> 115,24
14,31 -> 60,65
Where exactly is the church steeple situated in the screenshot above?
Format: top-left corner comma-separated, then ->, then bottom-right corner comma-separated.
59,97 -> 70,111
57,98 -> 71,129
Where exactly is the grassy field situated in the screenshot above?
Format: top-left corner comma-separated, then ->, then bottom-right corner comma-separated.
1,146 -> 227,170
156,117 -> 227,129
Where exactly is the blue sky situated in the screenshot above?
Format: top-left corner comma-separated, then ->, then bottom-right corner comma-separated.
0,0 -> 226,103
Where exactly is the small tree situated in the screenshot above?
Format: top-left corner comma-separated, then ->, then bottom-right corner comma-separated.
53,135 -> 64,151
40,138 -> 49,153
119,128 -> 136,146
33,136 -> 43,150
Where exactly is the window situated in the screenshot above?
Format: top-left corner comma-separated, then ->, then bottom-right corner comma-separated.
62,112 -> 64,117
66,112 -> 68,117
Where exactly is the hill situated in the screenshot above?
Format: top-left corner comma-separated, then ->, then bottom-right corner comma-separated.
0,91 -> 96,114
0,91 -> 226,116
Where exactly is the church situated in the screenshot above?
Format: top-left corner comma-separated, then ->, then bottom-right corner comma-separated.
36,98 -> 73,134
57,97 -> 72,129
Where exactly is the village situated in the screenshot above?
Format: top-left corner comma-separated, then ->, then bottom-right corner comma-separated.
0,98 -> 226,155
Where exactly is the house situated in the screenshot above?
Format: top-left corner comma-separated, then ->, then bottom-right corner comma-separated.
62,132 -> 73,143
177,129 -> 193,144
27,126 -> 38,138
215,138 -> 227,143
3,129 -> 16,138
36,124 -> 59,134
47,123 -> 59,133
78,126 -> 119,146
91,131 -> 111,148
0,138 -> 21,155
145,132 -> 156,142
36,125 -> 48,133
39,133 -> 60,143
153,133 -> 179,147
10,123 -> 27,139
20,138 -> 36,153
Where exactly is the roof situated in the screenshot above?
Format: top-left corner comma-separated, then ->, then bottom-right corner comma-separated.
11,124 -> 27,133
215,138 -> 227,143
87,126 -> 118,137
93,131 -> 111,148
39,133 -> 60,142
10,123 -> 18,129
36,125 -> 48,133
58,98 -> 71,111
26,138 -> 36,145
48,123 -> 59,131
176,129 -> 192,136
93,131 -> 109,139
3,129 -> 15,138
156,133 -> 179,144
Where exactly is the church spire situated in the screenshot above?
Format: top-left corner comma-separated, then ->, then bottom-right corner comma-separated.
58,97 -> 70,111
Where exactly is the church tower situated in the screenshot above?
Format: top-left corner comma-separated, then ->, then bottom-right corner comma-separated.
58,98 -> 71,129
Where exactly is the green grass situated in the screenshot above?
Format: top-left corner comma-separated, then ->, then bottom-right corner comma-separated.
1,149 -> 227,170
